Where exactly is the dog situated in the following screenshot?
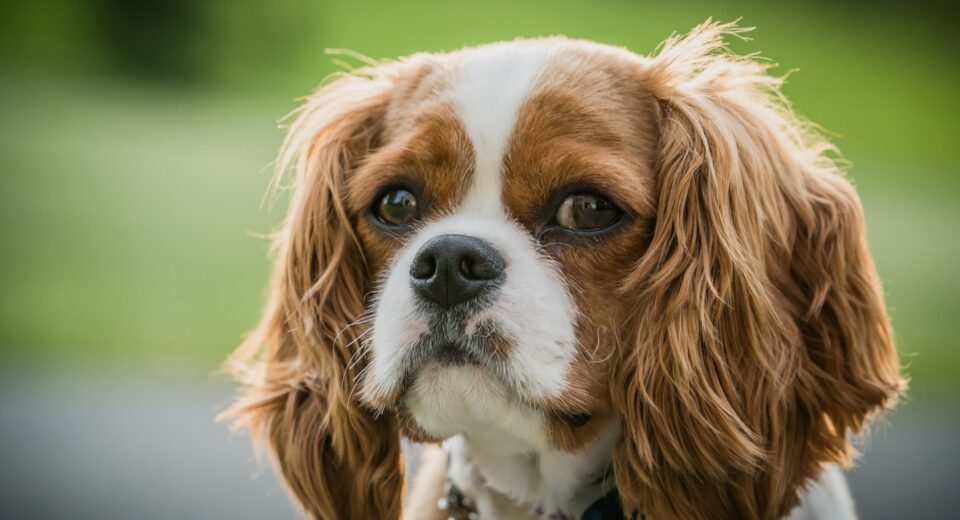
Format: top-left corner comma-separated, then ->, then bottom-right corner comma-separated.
222,20 -> 904,519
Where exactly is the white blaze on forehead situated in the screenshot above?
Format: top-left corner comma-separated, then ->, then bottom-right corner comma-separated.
450,44 -> 550,215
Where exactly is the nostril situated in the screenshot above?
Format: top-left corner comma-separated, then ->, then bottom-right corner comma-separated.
410,255 -> 436,280
461,252 -> 503,281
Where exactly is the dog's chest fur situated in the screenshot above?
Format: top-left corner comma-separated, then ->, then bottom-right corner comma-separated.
404,366 -> 621,517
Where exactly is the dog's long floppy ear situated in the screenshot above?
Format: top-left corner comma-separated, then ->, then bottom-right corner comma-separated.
612,22 -> 905,519
221,68 -> 403,519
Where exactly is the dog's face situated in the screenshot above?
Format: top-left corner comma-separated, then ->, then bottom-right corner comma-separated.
225,22 -> 903,520
352,40 -> 657,448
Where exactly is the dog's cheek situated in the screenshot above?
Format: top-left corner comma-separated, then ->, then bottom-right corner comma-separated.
354,220 -> 401,280
539,221 -> 652,449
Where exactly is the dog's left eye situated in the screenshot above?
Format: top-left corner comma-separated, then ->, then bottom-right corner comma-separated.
375,188 -> 420,226
555,193 -> 621,231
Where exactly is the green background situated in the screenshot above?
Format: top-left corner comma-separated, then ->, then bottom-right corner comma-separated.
1,0 -> 957,396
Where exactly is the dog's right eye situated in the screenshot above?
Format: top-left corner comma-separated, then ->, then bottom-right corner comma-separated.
375,188 -> 420,226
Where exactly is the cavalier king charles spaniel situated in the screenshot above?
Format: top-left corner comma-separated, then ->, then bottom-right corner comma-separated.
223,21 -> 904,520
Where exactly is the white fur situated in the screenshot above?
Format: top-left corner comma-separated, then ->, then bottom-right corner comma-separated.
452,42 -> 549,215
367,252 -> 427,398
787,464 -> 858,520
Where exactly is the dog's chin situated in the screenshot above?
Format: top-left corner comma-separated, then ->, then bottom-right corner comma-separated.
399,361 -> 527,440
359,326 -> 504,412
412,361 -> 501,392
388,358 -> 604,451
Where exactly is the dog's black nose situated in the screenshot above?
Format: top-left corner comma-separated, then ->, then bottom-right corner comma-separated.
410,234 -> 505,309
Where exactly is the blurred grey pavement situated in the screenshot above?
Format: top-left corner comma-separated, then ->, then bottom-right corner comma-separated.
1,367 -> 957,519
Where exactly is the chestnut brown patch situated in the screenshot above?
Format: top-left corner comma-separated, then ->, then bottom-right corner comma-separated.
348,105 -> 475,279
482,328 -> 513,361
500,50 -> 661,451
546,409 -> 613,452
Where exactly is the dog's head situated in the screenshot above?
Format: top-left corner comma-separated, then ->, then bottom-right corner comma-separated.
224,22 -> 903,519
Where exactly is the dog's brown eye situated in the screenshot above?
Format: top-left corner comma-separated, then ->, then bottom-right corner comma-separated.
376,188 -> 420,226
555,193 -> 620,231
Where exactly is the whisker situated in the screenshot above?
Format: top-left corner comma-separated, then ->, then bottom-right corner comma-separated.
333,313 -> 375,344
346,334 -> 375,372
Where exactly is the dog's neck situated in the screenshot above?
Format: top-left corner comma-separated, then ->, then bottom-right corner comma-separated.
406,366 -> 620,517
444,421 -> 620,518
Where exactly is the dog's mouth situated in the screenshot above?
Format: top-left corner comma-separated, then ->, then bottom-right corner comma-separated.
370,313 -> 597,434
432,342 -> 484,366
395,333 -> 509,396
359,309 -> 511,412
397,311 -> 507,374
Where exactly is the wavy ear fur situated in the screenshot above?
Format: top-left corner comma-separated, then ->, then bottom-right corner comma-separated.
612,22 -> 904,519
221,69 -> 403,519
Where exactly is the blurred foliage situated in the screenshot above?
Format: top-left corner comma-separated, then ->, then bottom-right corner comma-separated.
0,1 -> 957,391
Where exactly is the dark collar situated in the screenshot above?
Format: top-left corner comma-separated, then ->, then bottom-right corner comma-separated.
439,481 -> 636,520
580,486 -> 636,520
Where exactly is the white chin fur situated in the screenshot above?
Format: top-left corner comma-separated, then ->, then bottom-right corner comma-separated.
405,363 -> 550,447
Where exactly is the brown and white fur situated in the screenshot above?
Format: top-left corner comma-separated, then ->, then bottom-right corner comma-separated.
222,21 -> 904,519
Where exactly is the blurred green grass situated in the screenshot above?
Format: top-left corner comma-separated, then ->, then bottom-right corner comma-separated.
0,80 -> 285,368
1,1 -> 958,390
